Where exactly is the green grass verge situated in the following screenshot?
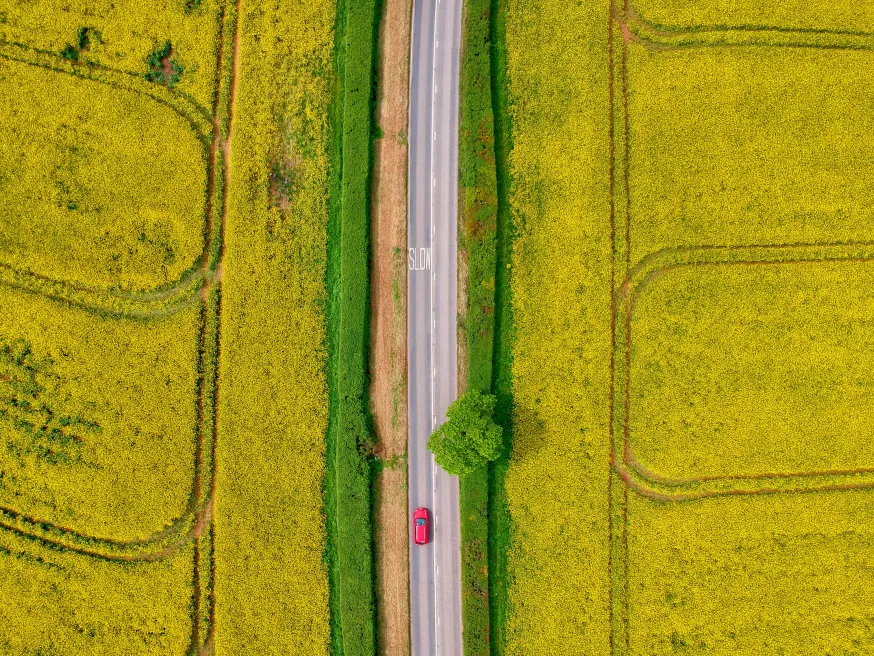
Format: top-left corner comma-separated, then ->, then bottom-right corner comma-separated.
325,0 -> 381,654
487,0 -> 514,652
458,0 -> 510,654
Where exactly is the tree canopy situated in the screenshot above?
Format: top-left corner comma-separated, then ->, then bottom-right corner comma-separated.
427,390 -> 503,476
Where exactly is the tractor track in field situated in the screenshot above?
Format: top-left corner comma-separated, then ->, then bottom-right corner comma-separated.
0,37 -> 224,319
0,0 -> 239,593
618,4 -> 874,52
607,6 -> 874,650
0,1 -> 241,653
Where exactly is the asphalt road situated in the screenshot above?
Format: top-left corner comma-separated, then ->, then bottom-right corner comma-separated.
407,0 -> 463,654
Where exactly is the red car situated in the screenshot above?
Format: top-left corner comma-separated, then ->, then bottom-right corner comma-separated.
413,507 -> 430,545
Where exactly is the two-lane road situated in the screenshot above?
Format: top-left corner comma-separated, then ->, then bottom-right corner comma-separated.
407,0 -> 463,653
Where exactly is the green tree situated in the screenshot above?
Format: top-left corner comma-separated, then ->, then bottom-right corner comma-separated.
428,390 -> 503,476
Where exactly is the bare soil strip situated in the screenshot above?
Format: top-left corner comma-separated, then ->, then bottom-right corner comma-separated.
369,0 -> 413,652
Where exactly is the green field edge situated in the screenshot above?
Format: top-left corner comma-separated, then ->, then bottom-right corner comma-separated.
324,0 -> 380,653
458,0 -> 499,652
487,0 -> 514,653
325,0 -> 347,650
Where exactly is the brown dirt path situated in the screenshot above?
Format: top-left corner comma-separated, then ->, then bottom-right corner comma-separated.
369,0 -> 413,653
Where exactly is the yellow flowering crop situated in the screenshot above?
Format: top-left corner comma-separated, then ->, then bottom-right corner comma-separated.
629,259 -> 874,482
0,527 -> 196,655
0,0 -> 335,646
0,285 -> 200,542
633,0 -> 873,33
626,491 -> 874,654
0,0 -> 229,650
624,43 -> 874,265
503,0 -> 874,654
0,0 -> 224,108
0,57 -> 207,291
214,0 -> 333,651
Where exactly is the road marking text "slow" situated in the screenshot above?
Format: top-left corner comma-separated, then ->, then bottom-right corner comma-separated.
409,247 -> 431,271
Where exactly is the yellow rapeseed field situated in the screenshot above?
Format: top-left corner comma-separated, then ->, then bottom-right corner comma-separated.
504,0 -> 874,653
0,0 -> 230,650
0,57 -> 207,291
0,285 -> 200,542
0,0 -> 223,108
503,0 -> 613,653
624,43 -> 874,265
632,0 -> 874,33
626,491 -> 874,654
214,0 -> 333,653
0,0 -> 334,648
629,259 -> 874,481
0,527 -> 196,655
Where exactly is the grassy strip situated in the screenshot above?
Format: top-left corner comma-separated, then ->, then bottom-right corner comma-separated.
324,1 -> 346,652
487,0 -> 514,652
326,0 -> 381,653
458,0 -> 499,653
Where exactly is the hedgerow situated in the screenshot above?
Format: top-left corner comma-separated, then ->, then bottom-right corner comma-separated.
458,0 -> 499,650
327,0 -> 379,652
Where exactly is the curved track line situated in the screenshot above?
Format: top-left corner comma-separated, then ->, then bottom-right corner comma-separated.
0,288 -> 219,560
621,5 -> 874,51
0,0 -> 240,557
0,42 -> 222,314
613,246 -> 874,500
615,456 -> 874,503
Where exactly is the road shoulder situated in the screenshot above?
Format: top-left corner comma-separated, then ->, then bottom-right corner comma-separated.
369,0 -> 414,653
